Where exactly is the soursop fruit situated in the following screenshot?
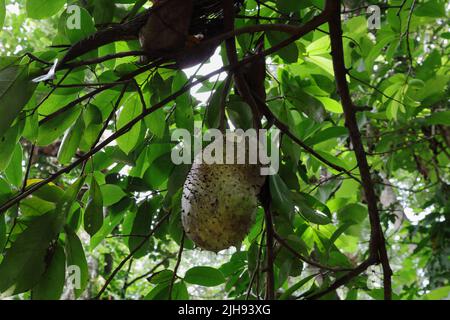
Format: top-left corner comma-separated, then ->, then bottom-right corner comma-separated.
181,137 -> 265,252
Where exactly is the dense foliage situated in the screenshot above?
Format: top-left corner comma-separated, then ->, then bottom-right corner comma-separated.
0,0 -> 448,300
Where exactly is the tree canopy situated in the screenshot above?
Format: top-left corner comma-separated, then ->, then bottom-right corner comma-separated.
0,0 -> 448,300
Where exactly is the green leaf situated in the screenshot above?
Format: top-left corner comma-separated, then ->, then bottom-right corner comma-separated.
149,270 -> 174,284
143,153 -> 174,189
84,177 -> 104,237
144,281 -> 189,300
316,97 -> 343,114
298,204 -> 331,225
424,111 -> 450,126
64,7 -> 96,43
184,266 -> 225,287
337,203 -> 368,237
145,108 -> 166,139
90,210 -> 125,250
0,0 -> 5,30
128,197 -> 159,258
32,242 -> 66,300
227,95 -> 253,130
277,0 -> 302,13
315,150 -> 349,171
56,176 -> 85,224
64,226 -> 89,299
415,1 -> 446,18
172,281 -> 189,300
279,274 -> 316,300
117,95 -> 143,154
304,126 -> 348,146
267,31 -> 299,63
57,116 -> 84,165
20,197 -> 55,217
100,184 -> 126,207
0,123 -> 21,171
422,286 -> 450,300
0,62 -> 37,138
205,81 -> 226,129
173,71 -> 194,133
5,144 -> 23,188
26,0 -> 66,19
28,180 -> 64,203
0,211 -> 61,297
37,108 -> 82,146
165,164 -> 190,203
0,214 -> 5,251
269,174 -> 294,221
327,222 -> 353,254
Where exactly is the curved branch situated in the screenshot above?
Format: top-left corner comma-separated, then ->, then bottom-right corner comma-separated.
327,0 -> 392,299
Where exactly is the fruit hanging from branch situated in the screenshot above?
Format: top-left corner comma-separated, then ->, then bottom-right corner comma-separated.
181,137 -> 266,252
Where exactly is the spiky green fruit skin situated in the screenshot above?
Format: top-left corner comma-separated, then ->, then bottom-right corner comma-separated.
182,163 -> 264,252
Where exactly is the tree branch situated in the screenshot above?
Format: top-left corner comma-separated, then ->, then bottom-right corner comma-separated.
327,0 -> 392,300
168,231 -> 185,300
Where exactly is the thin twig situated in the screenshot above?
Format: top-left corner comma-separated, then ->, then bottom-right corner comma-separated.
168,232 -> 185,300
263,205 -> 275,300
94,212 -> 171,299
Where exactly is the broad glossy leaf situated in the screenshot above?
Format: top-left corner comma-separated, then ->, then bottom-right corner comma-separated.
64,7 -> 96,43
26,0 -> 66,19
84,178 -> 104,237
144,281 -> 188,300
64,226 -> 89,299
100,184 -> 126,207
279,274 -> 316,300
5,144 -> 23,188
0,0 -> 5,30
269,174 -> 294,221
0,211 -> 61,297
184,266 -> 225,287
149,270 -> 174,284
27,180 -> 64,203
32,242 -> 66,300
0,64 -> 37,138
143,153 -> 174,189
37,108 -> 81,146
267,31 -> 299,64
304,126 -> 348,146
117,95 -> 143,154
424,111 -> 450,126
0,123 -> 21,171
90,210 -> 125,250
128,197 -> 160,258
145,108 -> 166,139
56,176 -> 85,224
58,116 -> 84,165
337,203 -> 368,237
173,72 -> 194,133
316,97 -> 343,114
